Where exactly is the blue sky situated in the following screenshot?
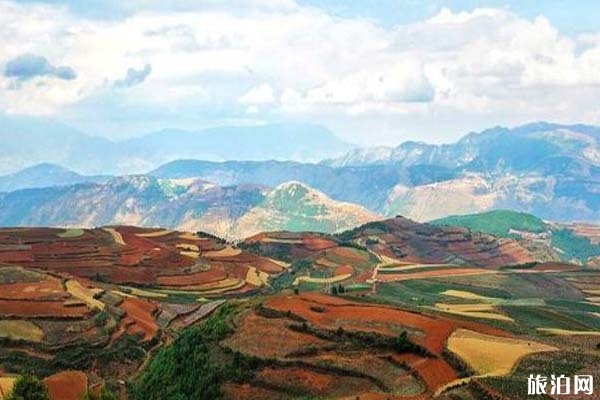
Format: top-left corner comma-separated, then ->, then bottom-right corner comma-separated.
1,0 -> 600,145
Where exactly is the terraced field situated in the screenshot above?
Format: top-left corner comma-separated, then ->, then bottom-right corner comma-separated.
0,218 -> 598,400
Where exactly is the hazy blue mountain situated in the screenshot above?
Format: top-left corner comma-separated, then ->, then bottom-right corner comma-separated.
0,163 -> 110,192
0,176 -> 378,239
0,115 -> 353,175
0,115 -> 117,175
326,122 -> 600,172
150,160 -> 411,211
121,123 -> 354,167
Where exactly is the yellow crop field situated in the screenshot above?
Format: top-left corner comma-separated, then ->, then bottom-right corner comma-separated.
103,228 -> 126,245
435,303 -> 513,321
447,329 -> 556,376
176,243 -> 199,251
179,250 -> 199,259
441,290 -> 491,301
292,273 -> 352,286
537,328 -> 600,336
66,279 -> 105,311
178,233 -> 201,241
245,267 -> 270,287
136,229 -> 173,237
0,377 -> 17,400
203,247 -> 242,257
267,258 -> 290,269
0,320 -> 44,342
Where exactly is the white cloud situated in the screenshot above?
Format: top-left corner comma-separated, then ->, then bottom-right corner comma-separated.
239,83 -> 276,105
1,1 -> 600,142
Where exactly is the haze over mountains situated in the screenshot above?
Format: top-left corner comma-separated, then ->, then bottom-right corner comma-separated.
1,120 -> 600,232
0,116 -> 354,175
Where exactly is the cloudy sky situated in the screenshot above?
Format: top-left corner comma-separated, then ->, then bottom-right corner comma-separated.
1,0 -> 600,145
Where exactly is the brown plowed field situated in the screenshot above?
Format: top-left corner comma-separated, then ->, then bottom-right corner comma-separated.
114,297 -> 158,342
44,371 -> 88,400
0,300 -> 88,318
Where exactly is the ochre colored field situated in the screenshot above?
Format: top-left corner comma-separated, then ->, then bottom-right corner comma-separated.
447,329 -> 556,376
176,243 -> 200,251
435,303 -> 514,322
103,228 -> 126,245
44,371 -> 88,400
0,300 -> 88,318
135,229 -> 173,238
0,377 -> 16,400
245,267 -> 269,287
65,280 -> 105,311
0,320 -> 44,342
203,247 -> 242,258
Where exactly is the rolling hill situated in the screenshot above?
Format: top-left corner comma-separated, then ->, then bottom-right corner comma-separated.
431,210 -> 600,265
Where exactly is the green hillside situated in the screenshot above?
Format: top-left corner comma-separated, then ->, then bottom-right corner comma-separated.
431,209 -> 600,264
430,209 -> 547,237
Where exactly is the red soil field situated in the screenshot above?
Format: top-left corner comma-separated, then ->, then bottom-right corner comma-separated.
221,383 -> 287,400
302,237 -> 338,251
264,293 -> 509,354
222,311 -> 330,359
0,300 -> 88,318
0,250 -> 34,263
44,371 -> 88,400
257,367 -> 333,393
0,279 -> 67,301
114,297 -> 158,342
391,353 -> 457,393
334,264 -> 354,276
156,268 -> 227,286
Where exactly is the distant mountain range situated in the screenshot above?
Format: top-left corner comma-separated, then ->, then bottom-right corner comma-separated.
1,120 -> 599,227
0,177 -> 377,239
0,116 -> 354,175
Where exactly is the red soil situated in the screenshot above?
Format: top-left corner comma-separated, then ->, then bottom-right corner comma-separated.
303,237 -> 338,251
334,264 -> 354,276
156,268 -> 227,286
257,367 -> 333,392
44,371 -> 88,400
264,293 -> 509,355
0,279 -> 67,301
221,383 -> 286,400
114,297 -> 158,342
0,300 -> 88,318
222,311 -> 329,359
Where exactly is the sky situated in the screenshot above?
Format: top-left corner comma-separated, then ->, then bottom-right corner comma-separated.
1,0 -> 600,146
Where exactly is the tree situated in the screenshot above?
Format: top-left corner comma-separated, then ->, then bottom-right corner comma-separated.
6,375 -> 49,400
330,285 -> 338,295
